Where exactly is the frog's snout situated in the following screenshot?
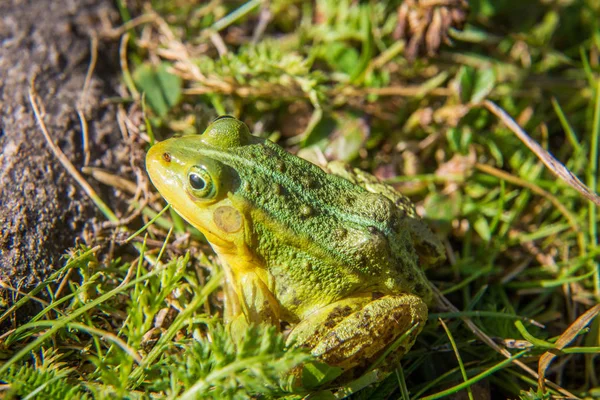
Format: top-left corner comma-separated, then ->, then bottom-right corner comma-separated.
146,140 -> 177,191
146,140 -> 177,168
146,138 -> 206,199
146,143 -> 162,174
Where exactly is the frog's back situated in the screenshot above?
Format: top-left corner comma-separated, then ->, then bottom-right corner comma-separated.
212,140 -> 432,316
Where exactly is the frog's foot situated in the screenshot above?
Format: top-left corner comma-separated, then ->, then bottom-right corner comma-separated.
287,293 -> 427,373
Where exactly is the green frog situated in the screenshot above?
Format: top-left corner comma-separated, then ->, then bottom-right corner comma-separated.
145,116 -> 445,378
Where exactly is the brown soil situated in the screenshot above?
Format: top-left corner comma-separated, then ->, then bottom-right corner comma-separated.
0,0 -> 125,299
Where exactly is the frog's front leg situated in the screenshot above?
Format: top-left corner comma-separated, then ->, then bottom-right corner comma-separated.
228,270 -> 281,340
287,293 -> 427,372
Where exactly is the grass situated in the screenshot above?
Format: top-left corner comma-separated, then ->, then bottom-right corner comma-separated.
2,0 -> 600,398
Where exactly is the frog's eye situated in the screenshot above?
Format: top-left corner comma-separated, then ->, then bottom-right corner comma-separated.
212,115 -> 236,122
187,166 -> 217,199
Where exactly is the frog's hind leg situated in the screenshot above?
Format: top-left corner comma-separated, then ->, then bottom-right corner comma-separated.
287,293 -> 427,374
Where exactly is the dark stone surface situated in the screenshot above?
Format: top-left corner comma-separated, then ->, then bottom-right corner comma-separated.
0,0 -> 122,293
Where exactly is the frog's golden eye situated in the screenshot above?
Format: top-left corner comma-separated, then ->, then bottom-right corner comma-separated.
187,166 -> 216,199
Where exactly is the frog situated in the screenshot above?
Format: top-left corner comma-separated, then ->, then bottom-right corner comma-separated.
145,115 -> 445,380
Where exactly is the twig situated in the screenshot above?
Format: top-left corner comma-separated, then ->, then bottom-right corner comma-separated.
0,281 -> 50,308
251,7 -> 271,45
537,304 -> 600,392
433,286 -> 579,399
53,268 -> 73,300
28,84 -> 118,222
359,85 -> 452,97
101,198 -> 149,230
209,31 -> 228,56
120,32 -> 139,99
79,34 -> 98,110
82,167 -> 138,195
77,34 -> 98,167
482,100 -> 600,207
77,108 -> 91,167
102,13 -> 158,39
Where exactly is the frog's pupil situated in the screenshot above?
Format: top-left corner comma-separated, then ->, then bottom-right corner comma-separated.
189,173 -> 206,190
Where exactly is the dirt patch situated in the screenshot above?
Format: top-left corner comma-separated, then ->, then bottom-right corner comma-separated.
0,0 -> 124,295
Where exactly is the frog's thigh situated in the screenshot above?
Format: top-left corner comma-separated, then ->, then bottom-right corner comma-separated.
289,294 -> 427,371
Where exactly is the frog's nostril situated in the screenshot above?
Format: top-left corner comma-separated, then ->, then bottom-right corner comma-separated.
162,152 -> 172,163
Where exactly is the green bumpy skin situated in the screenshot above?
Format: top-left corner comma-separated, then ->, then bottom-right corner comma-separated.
146,116 -> 445,380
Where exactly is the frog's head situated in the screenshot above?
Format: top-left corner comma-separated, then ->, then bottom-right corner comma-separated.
146,116 -> 259,250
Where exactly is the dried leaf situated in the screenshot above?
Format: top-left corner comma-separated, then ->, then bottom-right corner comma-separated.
537,304 -> 600,391
483,100 -> 600,206
395,0 -> 469,61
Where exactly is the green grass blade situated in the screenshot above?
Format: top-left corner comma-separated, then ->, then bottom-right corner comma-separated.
418,351 -> 529,400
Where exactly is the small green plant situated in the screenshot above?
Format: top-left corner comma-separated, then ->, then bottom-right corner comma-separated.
2,349 -> 90,400
148,323 -> 310,399
1,248 -> 310,399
